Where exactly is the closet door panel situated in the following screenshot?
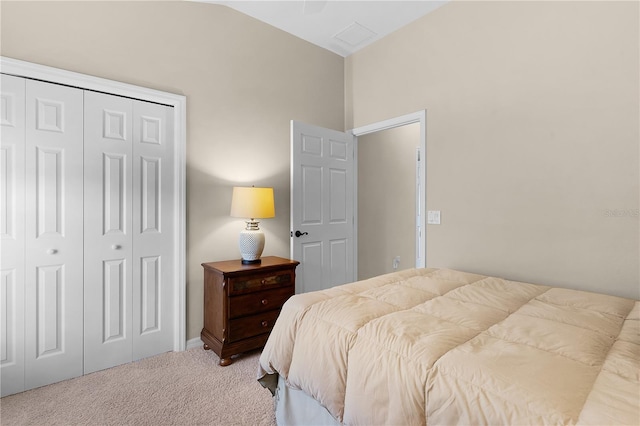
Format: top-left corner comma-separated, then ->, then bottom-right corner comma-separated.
84,91 -> 133,374
0,75 -> 26,397
132,101 -> 174,360
24,79 -> 84,389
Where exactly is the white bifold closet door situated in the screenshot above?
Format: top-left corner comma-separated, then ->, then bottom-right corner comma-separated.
84,91 -> 174,374
1,76 -> 84,393
1,75 -> 175,396
25,79 -> 85,389
1,74 -> 28,396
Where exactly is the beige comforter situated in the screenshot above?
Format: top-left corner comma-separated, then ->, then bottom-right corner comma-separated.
258,268 -> 639,425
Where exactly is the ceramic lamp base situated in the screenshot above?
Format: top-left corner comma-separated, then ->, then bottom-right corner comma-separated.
238,227 -> 265,263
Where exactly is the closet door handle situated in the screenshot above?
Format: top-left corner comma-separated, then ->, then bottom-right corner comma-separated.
111,244 -> 122,250
46,249 -> 58,255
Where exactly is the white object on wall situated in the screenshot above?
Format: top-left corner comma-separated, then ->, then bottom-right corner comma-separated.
427,211 -> 441,225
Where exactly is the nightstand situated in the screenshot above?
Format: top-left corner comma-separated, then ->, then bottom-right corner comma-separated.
201,256 -> 299,366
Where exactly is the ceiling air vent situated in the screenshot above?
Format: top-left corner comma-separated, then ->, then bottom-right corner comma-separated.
333,22 -> 377,47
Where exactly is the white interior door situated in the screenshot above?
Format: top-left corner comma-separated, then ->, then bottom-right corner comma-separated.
131,100 -> 174,361
1,74 -> 26,397
290,121 -> 355,293
84,91 -> 134,374
24,79 -> 84,389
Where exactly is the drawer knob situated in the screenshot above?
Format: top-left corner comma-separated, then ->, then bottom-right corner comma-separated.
261,299 -> 268,306
261,320 -> 269,328
261,279 -> 267,284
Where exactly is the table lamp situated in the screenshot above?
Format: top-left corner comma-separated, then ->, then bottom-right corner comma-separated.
230,186 -> 275,264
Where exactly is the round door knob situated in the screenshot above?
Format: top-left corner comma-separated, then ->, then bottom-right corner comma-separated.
46,249 -> 58,255
261,320 -> 269,328
294,230 -> 308,238
111,244 -> 122,250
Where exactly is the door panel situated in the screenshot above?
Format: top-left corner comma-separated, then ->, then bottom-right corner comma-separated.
140,157 -> 160,233
132,100 -> 174,360
83,91 -> 133,374
35,265 -> 64,356
0,74 -> 26,397
103,153 -> 127,235
329,169 -> 347,222
24,79 -> 84,389
140,255 -> 160,334
301,166 -> 322,224
329,239 -> 348,286
291,121 -> 354,293
35,147 -> 64,236
103,259 -> 126,342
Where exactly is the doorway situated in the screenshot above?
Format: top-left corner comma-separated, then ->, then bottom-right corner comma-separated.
351,110 -> 426,280
357,123 -> 420,280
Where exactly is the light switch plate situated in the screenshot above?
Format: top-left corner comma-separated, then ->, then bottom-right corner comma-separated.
427,210 -> 441,225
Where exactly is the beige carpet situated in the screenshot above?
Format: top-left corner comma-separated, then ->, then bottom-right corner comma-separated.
0,348 -> 276,426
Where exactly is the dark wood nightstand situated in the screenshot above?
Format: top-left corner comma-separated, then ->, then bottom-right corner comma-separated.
201,256 -> 299,366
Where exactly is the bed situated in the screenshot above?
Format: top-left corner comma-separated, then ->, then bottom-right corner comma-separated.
257,268 -> 639,425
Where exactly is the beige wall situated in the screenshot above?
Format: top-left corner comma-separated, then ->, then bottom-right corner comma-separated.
358,123 -> 419,279
0,1 -> 344,340
2,0 -> 638,347
347,1 -> 639,298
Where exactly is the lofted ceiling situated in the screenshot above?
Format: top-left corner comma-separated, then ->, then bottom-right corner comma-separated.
197,1 -> 448,57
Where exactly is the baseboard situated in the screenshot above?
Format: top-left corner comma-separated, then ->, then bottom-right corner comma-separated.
186,337 -> 204,350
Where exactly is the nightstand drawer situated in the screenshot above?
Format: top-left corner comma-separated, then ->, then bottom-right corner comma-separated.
227,309 -> 281,342
229,286 -> 293,319
228,270 -> 294,294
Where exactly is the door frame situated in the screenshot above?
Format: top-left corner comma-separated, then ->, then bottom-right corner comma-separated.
350,110 -> 427,278
1,56 -> 187,352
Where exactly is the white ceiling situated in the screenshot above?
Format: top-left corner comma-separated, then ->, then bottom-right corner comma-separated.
199,1 -> 448,57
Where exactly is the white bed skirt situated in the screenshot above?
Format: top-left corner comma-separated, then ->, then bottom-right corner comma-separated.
275,375 -> 340,426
